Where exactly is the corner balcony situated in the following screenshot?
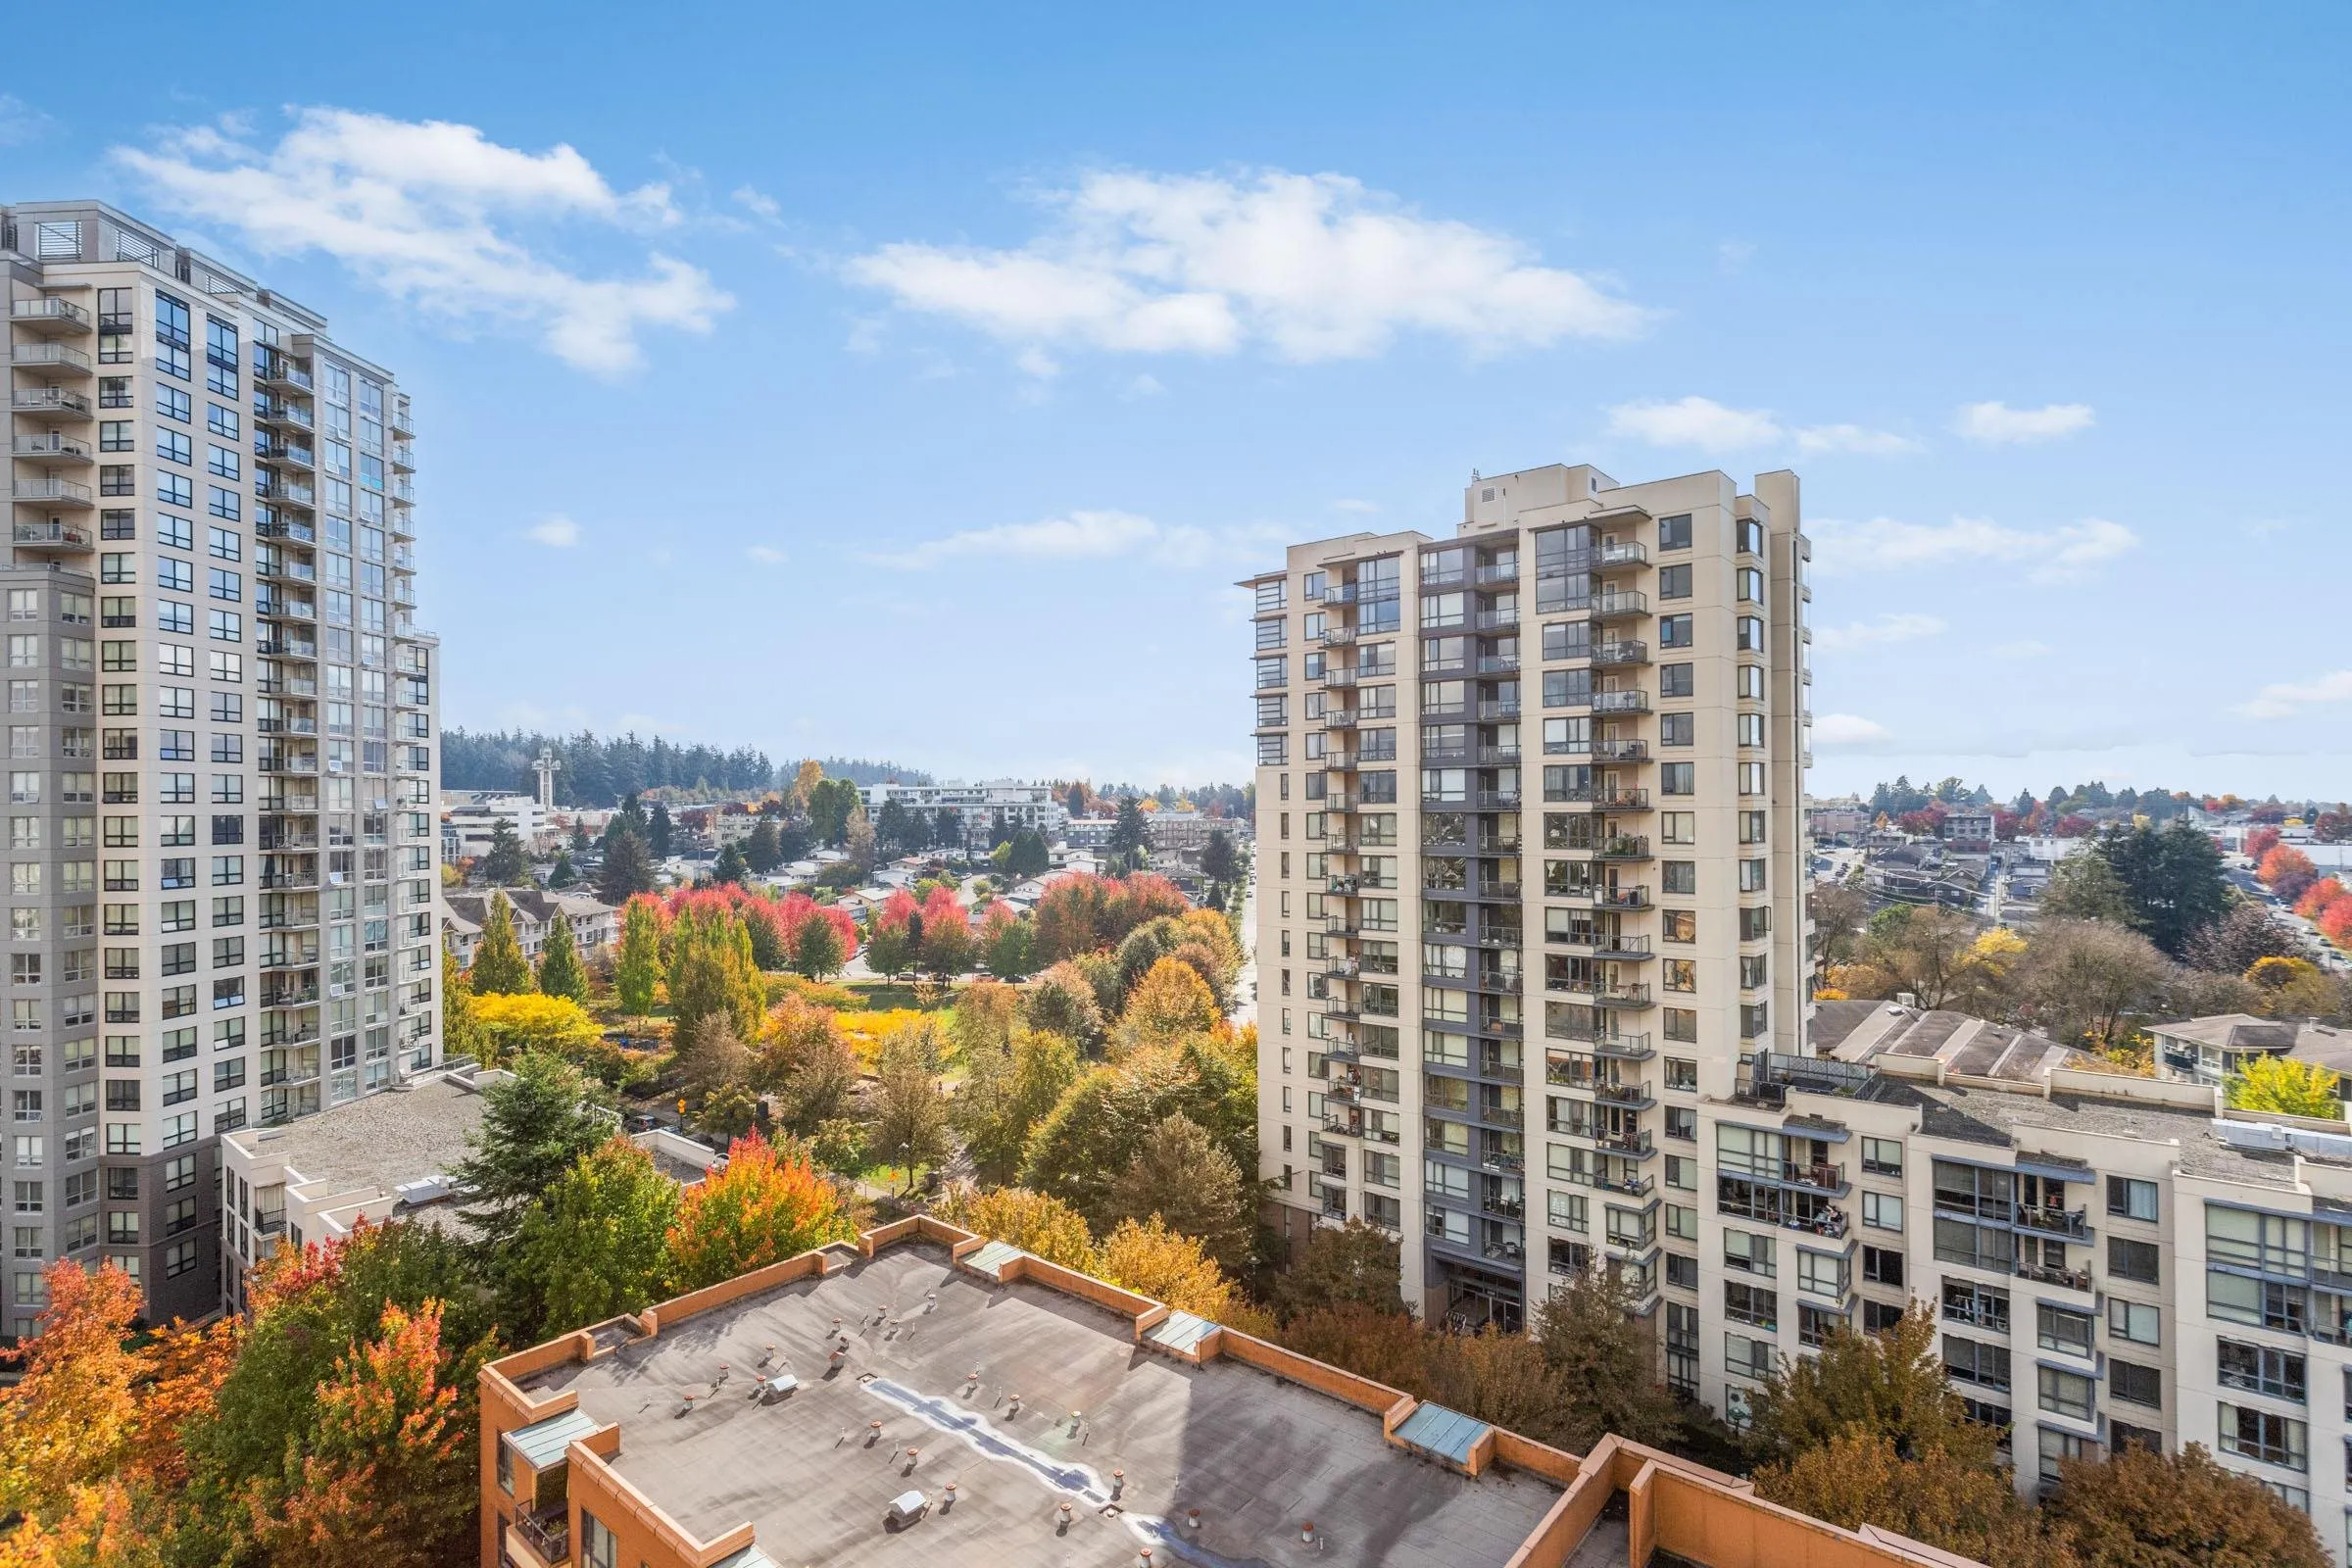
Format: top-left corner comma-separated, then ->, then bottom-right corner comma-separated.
253,397 -> 315,432
11,520 -> 93,552
11,434 -> 91,466
255,354 -> 313,392
1592,739 -> 1648,763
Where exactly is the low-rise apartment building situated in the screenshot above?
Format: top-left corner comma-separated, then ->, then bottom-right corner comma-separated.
2153,1013 -> 2352,1091
442,791 -> 547,860
477,1214 -> 1975,1568
858,779 -> 1068,847
442,889 -> 618,968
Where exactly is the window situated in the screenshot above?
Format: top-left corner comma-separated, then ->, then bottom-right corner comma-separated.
2107,1298 -> 2159,1346
1861,1137 -> 1902,1176
1660,713 -> 1693,747
2036,1426 -> 2091,1487
2037,1365 -> 2094,1421
1662,861 -> 1696,895
2107,1176 -> 2157,1221
1862,1192 -> 1903,1233
2217,1339 -> 2304,1402
2036,1301 -> 2094,1356
1657,514 -> 1691,550
1738,663 -> 1765,700
1659,613 -> 1692,648
1657,662 -> 1694,701
1657,564 -> 1691,600
2219,1403 -> 2306,1471
1661,762 -> 1693,796
1736,566 -> 1764,604
1943,1335 -> 2010,1392
2108,1237 -> 2159,1284
1736,615 -> 1765,652
579,1509 -> 618,1568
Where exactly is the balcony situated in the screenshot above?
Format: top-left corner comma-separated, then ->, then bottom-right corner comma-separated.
1590,983 -> 1653,1008
1321,666 -> 1358,687
1324,752 -> 1360,772
11,477 -> 93,510
1592,689 -> 1648,714
10,388 -> 93,420
1320,624 -> 1357,646
390,396 -> 414,437
2015,1261 -> 2092,1293
1473,563 -> 1519,588
1471,790 -> 1521,810
391,477 -> 415,504
9,343 -> 94,378
1594,836 -> 1652,860
514,1507 -> 568,1567
256,514 -> 316,544
1592,739 -> 1648,762
2014,1203 -> 2090,1241
1472,609 -> 1519,634
1474,654 -> 1519,676
11,298 -> 93,334
254,474 -> 315,508
256,355 -> 314,392
1418,565 -> 1465,590
11,434 -> 91,466
254,397 -> 315,431
256,438 -> 316,471
1591,591 -> 1647,619
1592,640 -> 1647,666
12,520 -> 93,551
1595,540 -> 1649,569
256,596 -> 317,621
1476,699 -> 1521,720
391,440 -> 415,471
1780,1161 -> 1848,1194
256,558 -> 317,585
1322,710 -> 1359,730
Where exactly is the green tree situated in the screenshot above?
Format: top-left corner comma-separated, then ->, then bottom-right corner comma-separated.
875,796 -> 913,852
1106,1111 -> 1253,1272
866,1025 -> 952,1194
615,897 -> 662,1020
546,850 -> 579,889
2228,1054 -> 2343,1116
499,1139 -> 680,1342
1024,959 -> 1106,1052
2041,847 -> 2135,925
466,891 -> 532,996
1109,797 -> 1150,859
441,949 -> 484,1064
711,839 -> 750,886
478,817 -> 528,886
1274,1218 -> 1403,1318
1006,829 -> 1051,879
745,818 -> 782,874
570,817 -> 592,853
647,802 -> 674,858
2088,819 -> 2233,956
791,911 -> 847,980
1529,1260 -> 1682,1450
1021,1038 -> 1257,1228
534,909 -> 589,1003
596,823 -> 656,905
667,906 -> 764,1042
951,1026 -> 1081,1187
1200,828 -> 1237,887
450,1052 -> 614,1250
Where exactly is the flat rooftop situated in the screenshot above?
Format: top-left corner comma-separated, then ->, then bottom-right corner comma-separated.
225,1073 -> 483,1196
520,1242 -> 1561,1568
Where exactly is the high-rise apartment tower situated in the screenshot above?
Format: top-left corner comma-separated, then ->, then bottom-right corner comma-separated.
3,202 -> 442,1332
1247,463 -> 1811,1353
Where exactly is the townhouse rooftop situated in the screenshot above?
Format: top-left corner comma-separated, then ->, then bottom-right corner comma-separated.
1811,999 -> 2088,1083
513,1240 -> 1559,1568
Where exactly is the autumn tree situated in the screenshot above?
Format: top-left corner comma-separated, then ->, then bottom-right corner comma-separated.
665,1132 -> 854,1291
1115,956 -> 1223,1053
666,905 -> 764,1043
930,1186 -> 1096,1271
1279,1304 -> 1431,1391
0,1261 -> 147,1519
614,896 -> 663,1020
1746,1300 -> 1991,1467
1862,904 -> 1982,1009
500,1139 -> 680,1342
1094,1217 -> 1235,1318
2012,918 -> 2169,1051
245,1299 -> 486,1568
674,1012 -> 750,1105
1529,1260 -> 1683,1450
978,903 -> 1034,979
2228,1054 -> 2343,1116
469,992 -> 604,1070
466,891 -> 532,996
1021,1038 -> 1258,1228
441,949 -> 484,1064
915,886 -> 973,977
1274,1219 -> 1403,1318
1753,1430 -> 2051,1568
451,1053 -> 614,1250
2040,1442 -> 2328,1568
755,996 -> 859,1137
1106,1112 -> 1252,1272
2183,901 -> 2303,974
2260,844 -> 2321,905
1809,881 -> 1870,970
1421,1330 -> 1582,1448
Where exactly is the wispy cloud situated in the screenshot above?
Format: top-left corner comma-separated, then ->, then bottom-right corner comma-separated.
114,108 -> 732,374
1808,514 -> 2136,584
1606,396 -> 1918,456
527,515 -> 580,548
864,510 -> 1220,570
0,95 -> 57,148
1991,640 -> 2053,661
848,167 -> 1651,363
731,185 -> 781,222
1811,612 -> 1947,653
2237,670 -> 2352,721
1813,713 -> 1894,749
1716,238 -> 1756,273
1954,401 -> 2095,445
745,544 -> 786,565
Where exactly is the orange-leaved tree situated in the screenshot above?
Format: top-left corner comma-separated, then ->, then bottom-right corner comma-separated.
665,1131 -> 856,1291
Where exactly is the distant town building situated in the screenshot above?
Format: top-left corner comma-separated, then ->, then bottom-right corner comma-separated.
443,890 -> 620,966
1939,808 -> 1997,852
2151,1013 -> 2352,1091
443,792 -> 549,860
859,780 -> 1069,846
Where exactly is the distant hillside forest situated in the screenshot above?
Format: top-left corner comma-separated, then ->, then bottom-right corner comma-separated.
440,729 -> 931,806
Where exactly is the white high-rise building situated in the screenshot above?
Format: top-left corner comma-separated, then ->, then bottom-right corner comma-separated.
1246,462 -> 1813,1337
4,202 -> 442,1331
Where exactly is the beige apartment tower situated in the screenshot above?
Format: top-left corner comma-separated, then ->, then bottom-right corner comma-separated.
3,203 -> 442,1332
1247,463 -> 1811,1381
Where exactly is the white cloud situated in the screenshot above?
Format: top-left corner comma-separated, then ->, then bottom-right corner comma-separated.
745,545 -> 787,565
1123,373 -> 1164,399
1606,396 -> 1916,456
1991,640 -> 2053,661
1813,713 -> 1894,748
1954,401 -> 2096,445
864,510 -> 1214,570
1014,346 -> 1061,379
114,108 -> 732,374
2237,671 -> 2352,721
731,185 -> 781,221
1811,612 -> 1946,653
848,167 -> 1650,362
527,515 -> 580,548
1717,238 -> 1756,273
1809,514 -> 2136,583
0,95 -> 56,148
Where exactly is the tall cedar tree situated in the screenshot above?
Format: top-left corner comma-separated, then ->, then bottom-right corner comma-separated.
1200,828 -> 1238,885
478,817 -> 528,886
615,896 -> 663,1018
499,1138 -> 679,1342
711,839 -> 750,886
466,891 -> 532,996
596,822 -> 656,905
1105,1111 -> 1253,1272
665,1132 -> 854,1291
647,802 -> 674,858
547,850 -> 579,888
745,818 -> 783,873
450,1053 -> 613,1250
534,909 -> 589,1003
1109,796 -> 1150,857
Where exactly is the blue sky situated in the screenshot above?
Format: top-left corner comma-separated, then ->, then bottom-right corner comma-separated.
7,2 -> 2349,798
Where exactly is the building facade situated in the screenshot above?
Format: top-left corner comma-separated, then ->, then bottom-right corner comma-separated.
1247,463 -> 1812,1339
858,779 -> 1069,847
4,202 -> 441,1333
